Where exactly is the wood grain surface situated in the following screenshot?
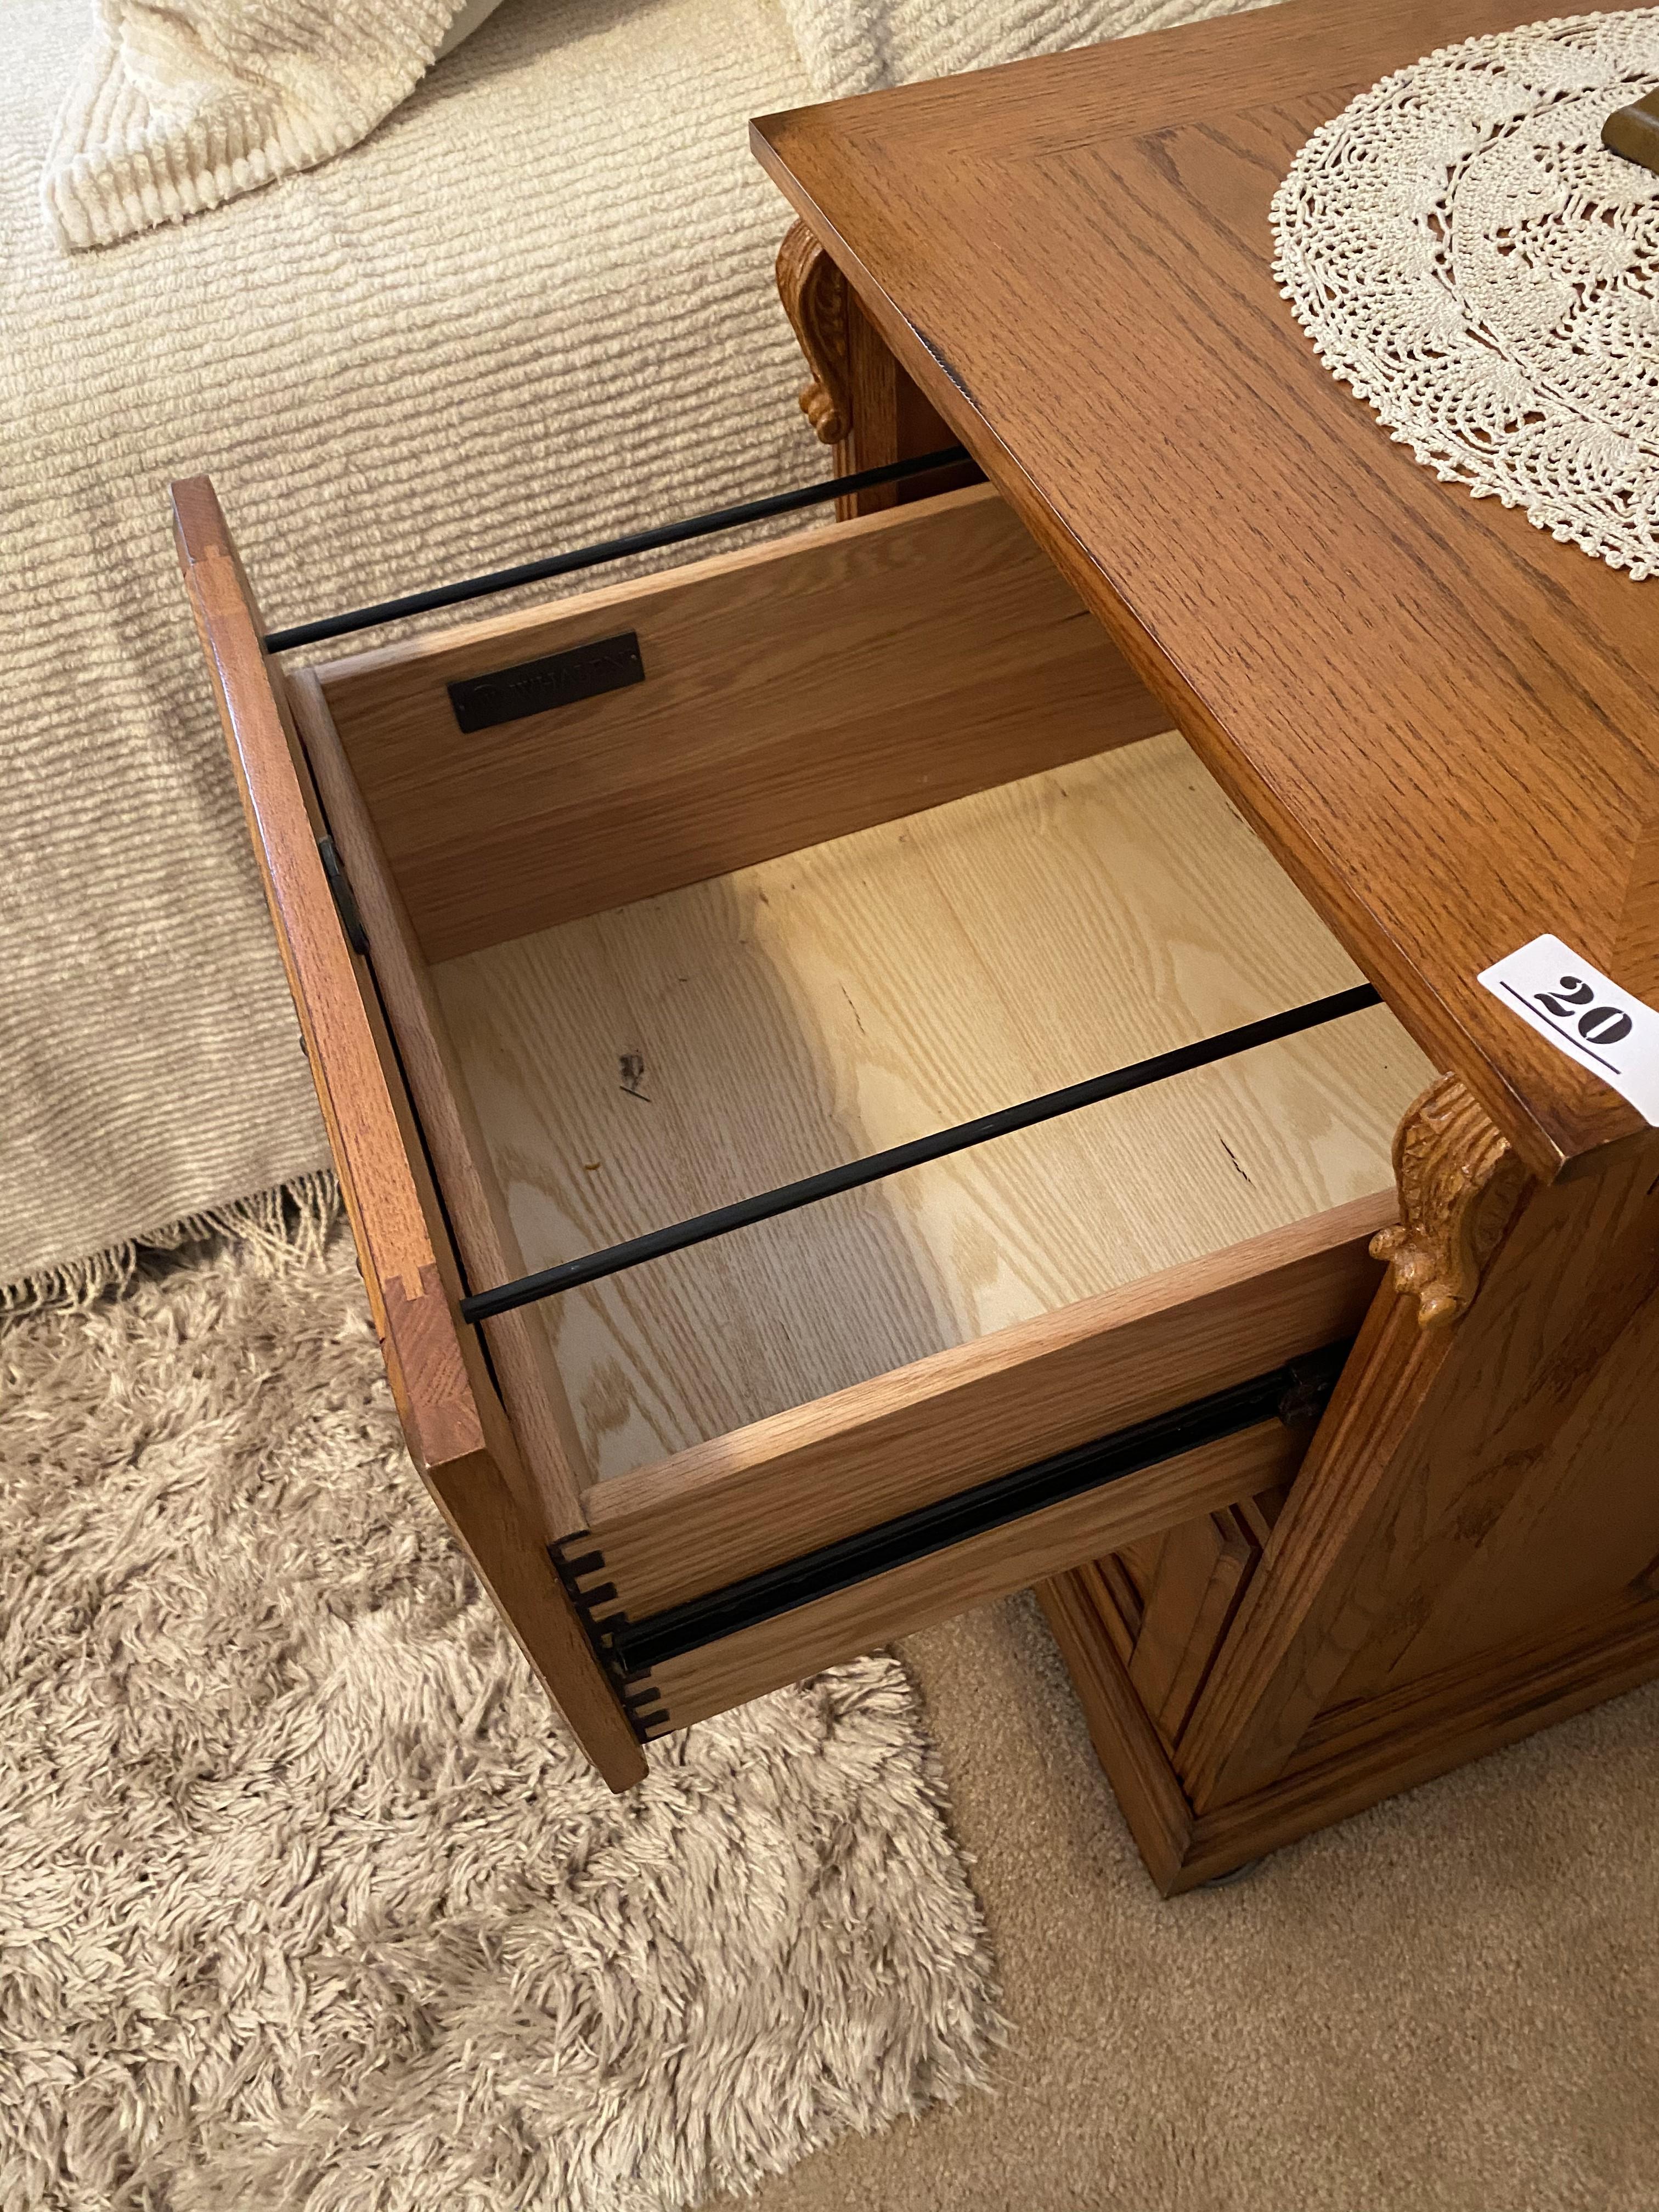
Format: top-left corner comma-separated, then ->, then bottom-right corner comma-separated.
172,477 -> 644,1787
575,1194 -> 1392,1618
318,484 -> 1161,960
1039,1562 -> 1659,1892
1128,1504 -> 1260,1746
1035,1565 -> 1202,1888
752,0 -> 1659,1180
643,1419 -> 1305,1732
289,667 -> 594,1538
1178,1107 -> 1659,1809
435,729 -> 1434,1483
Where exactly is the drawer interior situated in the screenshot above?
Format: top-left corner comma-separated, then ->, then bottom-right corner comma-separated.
432,726 -> 1432,1482
281,477 -> 1438,1740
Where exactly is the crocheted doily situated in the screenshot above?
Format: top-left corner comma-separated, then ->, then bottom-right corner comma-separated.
1272,9 -> 1659,577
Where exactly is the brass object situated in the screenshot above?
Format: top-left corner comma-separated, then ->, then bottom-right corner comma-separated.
1602,90 -> 1659,173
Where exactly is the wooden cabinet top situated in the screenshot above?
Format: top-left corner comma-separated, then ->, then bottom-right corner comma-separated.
753,0 -> 1659,1181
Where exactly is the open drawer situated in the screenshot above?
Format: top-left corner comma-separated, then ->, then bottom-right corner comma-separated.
174,473 -> 1434,1791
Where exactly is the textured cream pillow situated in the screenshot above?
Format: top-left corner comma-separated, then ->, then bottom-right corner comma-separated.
43,0 -> 510,251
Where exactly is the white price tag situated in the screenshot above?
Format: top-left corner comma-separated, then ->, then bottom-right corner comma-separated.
1477,935 -> 1659,1126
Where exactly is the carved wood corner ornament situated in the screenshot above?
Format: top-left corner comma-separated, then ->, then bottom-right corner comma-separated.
776,219 -> 852,446
1369,1074 -> 1532,1329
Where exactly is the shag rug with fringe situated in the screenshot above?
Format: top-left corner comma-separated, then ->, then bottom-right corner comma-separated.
0,1217 -> 1001,2211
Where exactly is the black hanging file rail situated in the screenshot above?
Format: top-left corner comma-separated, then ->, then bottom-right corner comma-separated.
461,984 -> 1383,1324
262,446 -> 972,652
254,438 -> 1389,1344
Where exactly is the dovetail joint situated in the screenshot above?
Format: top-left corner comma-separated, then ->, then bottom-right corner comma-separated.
551,1532 -> 672,1741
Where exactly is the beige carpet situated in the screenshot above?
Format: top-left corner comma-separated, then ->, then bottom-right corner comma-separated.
0,1226 -> 1000,2212
7,1226 -> 1656,2210
757,1601 -> 1659,2211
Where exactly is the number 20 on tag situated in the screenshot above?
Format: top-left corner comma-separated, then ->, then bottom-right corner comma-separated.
1477,934 -> 1659,1125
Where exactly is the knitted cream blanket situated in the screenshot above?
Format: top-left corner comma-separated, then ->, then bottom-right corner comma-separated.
42,0 -> 1264,253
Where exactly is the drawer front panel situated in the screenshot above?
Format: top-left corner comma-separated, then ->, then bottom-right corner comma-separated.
560,1200 -> 1391,1733
630,1422 -> 1305,1735
574,1193 -> 1391,1619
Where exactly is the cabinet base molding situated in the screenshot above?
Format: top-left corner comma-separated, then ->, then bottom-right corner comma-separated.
1036,1567 -> 1659,1895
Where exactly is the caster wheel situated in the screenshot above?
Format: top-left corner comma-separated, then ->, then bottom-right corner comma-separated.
1202,1856 -> 1264,1889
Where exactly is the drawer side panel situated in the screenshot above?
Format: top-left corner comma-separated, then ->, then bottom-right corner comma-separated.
171,475 -> 644,1790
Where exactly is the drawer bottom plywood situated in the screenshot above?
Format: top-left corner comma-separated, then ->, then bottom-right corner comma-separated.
433,730 -> 1434,1482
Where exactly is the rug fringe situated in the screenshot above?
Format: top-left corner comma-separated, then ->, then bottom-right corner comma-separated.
0,1170 -> 342,1316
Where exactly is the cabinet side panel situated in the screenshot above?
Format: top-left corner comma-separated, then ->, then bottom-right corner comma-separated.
1181,1074 -> 1659,1809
